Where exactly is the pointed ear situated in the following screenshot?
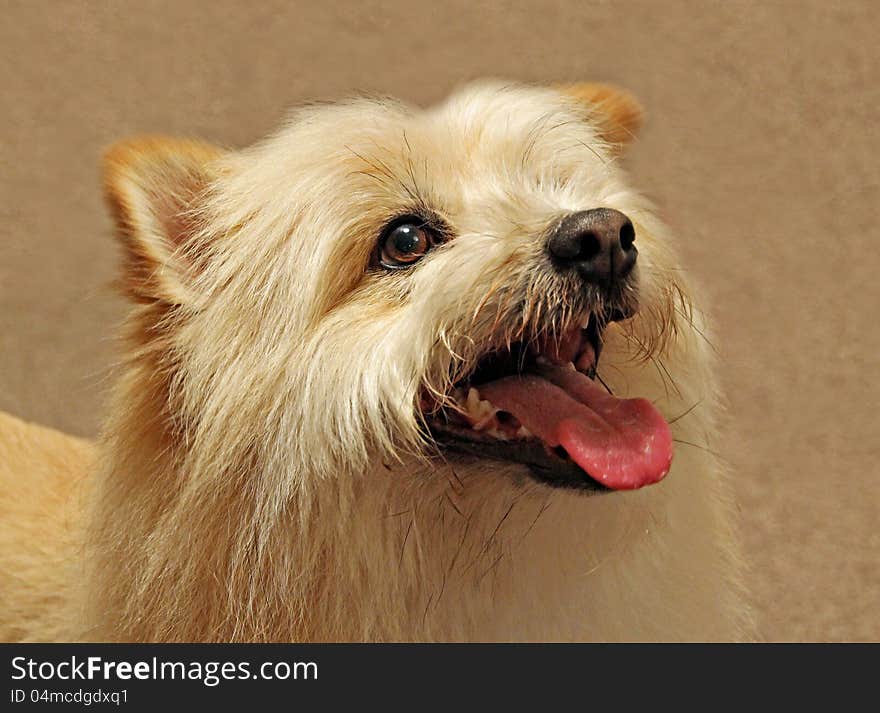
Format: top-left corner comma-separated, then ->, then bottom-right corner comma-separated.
102,136 -> 224,305
558,82 -> 644,153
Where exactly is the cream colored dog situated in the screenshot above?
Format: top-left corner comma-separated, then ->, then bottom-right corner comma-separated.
0,81 -> 752,641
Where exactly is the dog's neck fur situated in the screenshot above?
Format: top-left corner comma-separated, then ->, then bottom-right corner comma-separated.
83,307 -> 748,642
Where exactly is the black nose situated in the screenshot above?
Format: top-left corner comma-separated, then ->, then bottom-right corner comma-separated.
547,208 -> 637,288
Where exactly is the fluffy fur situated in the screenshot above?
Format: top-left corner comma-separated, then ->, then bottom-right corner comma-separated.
1,81 -> 752,641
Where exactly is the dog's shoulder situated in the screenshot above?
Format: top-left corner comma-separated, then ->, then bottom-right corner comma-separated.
0,411 -> 94,487
0,412 -> 94,641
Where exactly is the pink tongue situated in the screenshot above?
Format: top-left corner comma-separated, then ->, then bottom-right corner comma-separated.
477,365 -> 672,490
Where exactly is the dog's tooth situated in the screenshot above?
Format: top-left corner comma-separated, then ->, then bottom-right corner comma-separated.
566,361 -> 576,371
516,425 -> 533,439
473,414 -> 494,431
465,387 -> 498,426
473,402 -> 498,429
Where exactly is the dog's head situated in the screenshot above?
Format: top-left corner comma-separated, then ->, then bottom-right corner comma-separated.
103,81 -> 691,496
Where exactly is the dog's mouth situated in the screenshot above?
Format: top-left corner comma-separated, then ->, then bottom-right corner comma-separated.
424,313 -> 673,491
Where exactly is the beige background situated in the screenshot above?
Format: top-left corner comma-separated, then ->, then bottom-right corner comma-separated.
1,1 -> 878,641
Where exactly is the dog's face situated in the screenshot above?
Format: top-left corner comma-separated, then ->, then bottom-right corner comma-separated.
104,82 -> 688,495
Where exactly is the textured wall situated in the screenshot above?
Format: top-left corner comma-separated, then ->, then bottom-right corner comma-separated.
1,0 -> 877,641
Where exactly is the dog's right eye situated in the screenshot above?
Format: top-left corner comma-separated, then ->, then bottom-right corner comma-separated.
378,220 -> 436,270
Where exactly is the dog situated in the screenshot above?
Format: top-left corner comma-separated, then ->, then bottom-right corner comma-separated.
0,81 -> 752,641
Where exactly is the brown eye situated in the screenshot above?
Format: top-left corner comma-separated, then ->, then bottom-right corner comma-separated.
379,221 -> 433,269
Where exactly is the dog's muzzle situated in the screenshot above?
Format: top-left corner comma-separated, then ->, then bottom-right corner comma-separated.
424,311 -> 673,493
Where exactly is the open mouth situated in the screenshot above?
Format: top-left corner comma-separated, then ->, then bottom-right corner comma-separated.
424,314 -> 673,492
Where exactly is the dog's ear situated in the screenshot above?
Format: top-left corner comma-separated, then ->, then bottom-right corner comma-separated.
558,83 -> 644,153
102,136 -> 224,305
